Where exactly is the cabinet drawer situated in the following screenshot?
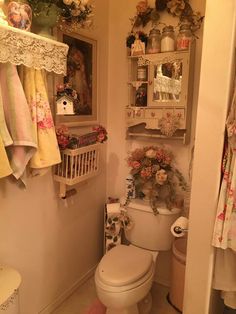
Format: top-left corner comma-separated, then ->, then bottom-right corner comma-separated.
145,109 -> 162,119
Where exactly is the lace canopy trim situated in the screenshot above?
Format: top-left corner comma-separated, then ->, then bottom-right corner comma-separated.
0,24 -> 68,75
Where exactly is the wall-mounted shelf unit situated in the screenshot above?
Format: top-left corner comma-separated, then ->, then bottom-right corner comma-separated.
54,143 -> 100,198
126,45 -> 195,144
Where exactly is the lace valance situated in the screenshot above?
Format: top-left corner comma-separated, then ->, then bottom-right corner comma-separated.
0,24 -> 68,75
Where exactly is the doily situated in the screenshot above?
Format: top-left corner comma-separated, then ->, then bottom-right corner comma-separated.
158,112 -> 182,136
0,24 -> 68,75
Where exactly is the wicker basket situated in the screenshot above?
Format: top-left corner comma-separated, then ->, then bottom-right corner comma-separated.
54,143 -> 100,198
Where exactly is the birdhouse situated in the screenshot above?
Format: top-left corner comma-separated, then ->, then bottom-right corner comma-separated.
56,95 -> 75,115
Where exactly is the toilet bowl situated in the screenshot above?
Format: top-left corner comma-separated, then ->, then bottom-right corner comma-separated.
95,245 -> 158,314
95,199 -> 182,314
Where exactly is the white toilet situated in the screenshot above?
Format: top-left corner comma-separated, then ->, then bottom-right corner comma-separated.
95,199 -> 181,314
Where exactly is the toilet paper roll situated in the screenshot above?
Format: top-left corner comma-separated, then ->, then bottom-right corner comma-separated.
171,216 -> 189,238
106,203 -> 121,217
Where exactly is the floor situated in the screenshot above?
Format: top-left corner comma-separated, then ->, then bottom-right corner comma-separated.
52,276 -> 178,314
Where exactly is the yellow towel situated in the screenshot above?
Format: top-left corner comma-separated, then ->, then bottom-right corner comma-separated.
21,67 -> 61,174
0,134 -> 12,179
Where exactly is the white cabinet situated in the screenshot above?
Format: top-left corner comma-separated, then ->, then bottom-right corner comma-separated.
126,45 -> 195,144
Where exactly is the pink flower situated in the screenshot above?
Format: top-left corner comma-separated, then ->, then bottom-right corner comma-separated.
131,161 -> 141,169
140,167 -> 152,178
97,133 -> 105,142
57,84 -> 65,92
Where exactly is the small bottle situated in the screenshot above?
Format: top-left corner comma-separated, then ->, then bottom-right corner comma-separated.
176,24 -> 192,51
137,64 -> 147,81
146,28 -> 161,54
161,25 -> 175,52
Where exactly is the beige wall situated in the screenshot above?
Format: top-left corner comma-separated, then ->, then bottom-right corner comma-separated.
184,1 -> 236,314
0,1 -> 109,313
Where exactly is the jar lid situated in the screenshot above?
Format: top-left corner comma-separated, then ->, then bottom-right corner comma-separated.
149,28 -> 161,35
162,25 -> 174,33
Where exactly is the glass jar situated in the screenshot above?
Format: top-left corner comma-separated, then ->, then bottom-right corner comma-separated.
161,25 -> 175,52
176,24 -> 192,50
137,65 -> 147,81
146,28 -> 161,54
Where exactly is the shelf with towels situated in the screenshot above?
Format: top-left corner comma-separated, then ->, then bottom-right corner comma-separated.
0,23 -> 68,75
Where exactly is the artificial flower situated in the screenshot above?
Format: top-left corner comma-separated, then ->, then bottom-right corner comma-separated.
145,149 -> 157,159
156,169 -> 168,185
167,0 -> 185,16
63,0 -> 73,5
136,0 -> 149,15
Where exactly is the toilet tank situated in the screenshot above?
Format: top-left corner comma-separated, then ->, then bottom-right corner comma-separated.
125,199 -> 181,251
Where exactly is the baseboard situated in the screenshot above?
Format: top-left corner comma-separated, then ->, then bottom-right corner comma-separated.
39,265 -> 97,314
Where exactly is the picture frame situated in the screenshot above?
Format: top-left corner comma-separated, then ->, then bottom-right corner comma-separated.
56,30 -> 98,126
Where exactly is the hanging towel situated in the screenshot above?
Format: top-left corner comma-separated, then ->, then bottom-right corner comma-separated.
0,83 -> 12,148
0,62 -> 37,181
21,67 -> 61,175
0,133 -> 12,179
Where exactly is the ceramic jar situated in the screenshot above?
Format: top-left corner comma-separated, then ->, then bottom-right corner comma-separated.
7,1 -> 32,31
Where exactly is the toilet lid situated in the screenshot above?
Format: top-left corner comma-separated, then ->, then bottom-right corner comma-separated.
98,245 -> 153,287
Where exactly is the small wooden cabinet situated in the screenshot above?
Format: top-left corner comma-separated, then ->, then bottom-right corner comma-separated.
126,45 -> 195,144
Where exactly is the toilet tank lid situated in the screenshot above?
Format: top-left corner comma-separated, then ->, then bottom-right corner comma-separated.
98,245 -> 153,287
128,199 -> 182,215
0,266 -> 21,305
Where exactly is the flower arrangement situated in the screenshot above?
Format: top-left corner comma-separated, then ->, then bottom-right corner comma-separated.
56,83 -> 78,100
129,0 -> 204,35
27,0 -> 93,29
127,146 -> 186,213
56,124 -> 108,150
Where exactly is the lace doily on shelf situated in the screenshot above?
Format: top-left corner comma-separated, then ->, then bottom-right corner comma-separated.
0,24 -> 68,75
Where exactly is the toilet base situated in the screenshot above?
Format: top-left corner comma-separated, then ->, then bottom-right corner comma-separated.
106,304 -> 139,314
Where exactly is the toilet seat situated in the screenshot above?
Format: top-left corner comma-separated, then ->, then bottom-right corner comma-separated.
95,245 -> 155,293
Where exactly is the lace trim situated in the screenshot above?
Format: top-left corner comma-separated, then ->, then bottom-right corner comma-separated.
0,289 -> 18,311
0,24 -> 68,75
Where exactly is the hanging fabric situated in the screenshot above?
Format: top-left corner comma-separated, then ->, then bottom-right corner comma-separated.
0,62 -> 37,182
21,67 -> 61,176
212,87 -> 236,250
0,134 -> 12,179
212,85 -> 236,309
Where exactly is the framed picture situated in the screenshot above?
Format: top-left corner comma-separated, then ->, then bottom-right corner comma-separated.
56,30 -> 97,126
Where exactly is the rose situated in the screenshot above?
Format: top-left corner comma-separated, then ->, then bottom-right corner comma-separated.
140,166 -> 152,178
63,0 -> 73,5
156,169 -> 168,185
97,133 -> 105,143
136,0 -> 148,15
145,149 -> 156,159
131,161 -> 141,169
